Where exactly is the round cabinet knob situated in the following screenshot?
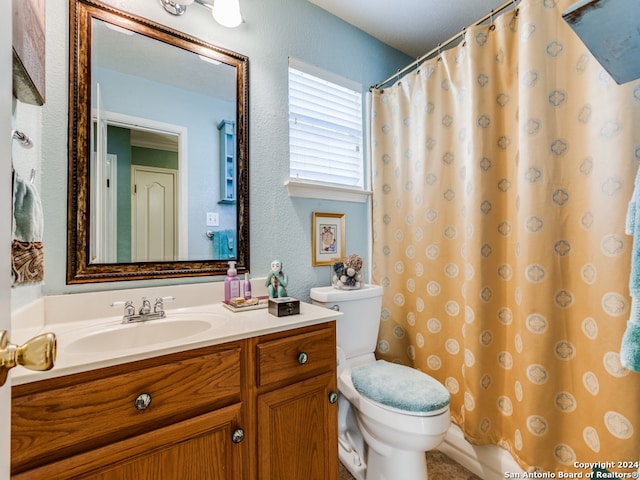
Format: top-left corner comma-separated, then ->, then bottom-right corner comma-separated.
0,330 -> 57,387
134,393 -> 152,410
328,391 -> 338,404
297,352 -> 308,364
232,428 -> 245,444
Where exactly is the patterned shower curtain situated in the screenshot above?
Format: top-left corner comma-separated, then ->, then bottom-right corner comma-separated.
370,0 -> 640,474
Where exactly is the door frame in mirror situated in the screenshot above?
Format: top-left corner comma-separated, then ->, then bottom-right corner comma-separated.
67,0 -> 249,283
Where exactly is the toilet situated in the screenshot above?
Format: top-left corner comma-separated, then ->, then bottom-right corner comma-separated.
310,284 -> 451,480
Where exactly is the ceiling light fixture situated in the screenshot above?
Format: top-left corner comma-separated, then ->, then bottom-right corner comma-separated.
160,0 -> 243,28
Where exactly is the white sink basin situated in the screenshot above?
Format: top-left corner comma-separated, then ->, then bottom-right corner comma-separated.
65,314 -> 227,354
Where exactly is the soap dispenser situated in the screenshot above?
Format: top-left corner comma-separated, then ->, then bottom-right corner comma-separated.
224,261 -> 241,304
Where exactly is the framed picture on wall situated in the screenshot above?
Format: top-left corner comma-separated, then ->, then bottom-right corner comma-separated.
312,212 -> 345,266
13,0 -> 46,105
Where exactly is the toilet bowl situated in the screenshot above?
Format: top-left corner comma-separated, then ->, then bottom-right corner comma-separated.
310,285 -> 451,480
341,361 -> 450,480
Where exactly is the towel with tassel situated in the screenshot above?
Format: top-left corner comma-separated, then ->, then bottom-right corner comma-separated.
12,171 -> 44,284
621,167 -> 640,372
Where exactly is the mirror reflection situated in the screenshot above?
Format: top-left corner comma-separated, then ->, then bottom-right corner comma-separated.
90,18 -> 237,263
67,0 -> 249,283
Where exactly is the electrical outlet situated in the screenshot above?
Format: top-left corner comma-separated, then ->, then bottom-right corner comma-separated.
206,212 -> 219,226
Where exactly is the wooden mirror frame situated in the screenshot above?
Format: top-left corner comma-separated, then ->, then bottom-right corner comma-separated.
67,0 -> 249,283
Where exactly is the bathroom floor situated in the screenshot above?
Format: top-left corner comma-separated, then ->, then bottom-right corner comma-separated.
338,451 -> 481,480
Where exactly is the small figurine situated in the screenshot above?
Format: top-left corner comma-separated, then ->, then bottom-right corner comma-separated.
265,259 -> 288,298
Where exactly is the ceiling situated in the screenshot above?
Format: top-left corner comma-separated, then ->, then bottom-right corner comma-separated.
309,0 -> 511,59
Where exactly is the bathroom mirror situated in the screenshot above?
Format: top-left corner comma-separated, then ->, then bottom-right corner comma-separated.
67,0 -> 249,283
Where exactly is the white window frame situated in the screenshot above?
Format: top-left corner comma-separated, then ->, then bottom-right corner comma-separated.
285,58 -> 371,203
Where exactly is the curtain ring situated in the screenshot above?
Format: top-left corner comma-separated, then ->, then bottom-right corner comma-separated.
416,56 -> 421,75
396,69 -> 401,86
489,9 -> 496,31
437,43 -> 442,62
461,27 -> 467,47
513,0 -> 519,16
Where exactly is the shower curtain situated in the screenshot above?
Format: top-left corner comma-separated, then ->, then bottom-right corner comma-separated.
370,0 -> 640,474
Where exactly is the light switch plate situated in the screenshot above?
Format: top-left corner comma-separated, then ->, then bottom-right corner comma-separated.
206,212 -> 219,226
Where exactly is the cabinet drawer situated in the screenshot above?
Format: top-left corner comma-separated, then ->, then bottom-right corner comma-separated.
256,324 -> 335,387
12,345 -> 242,474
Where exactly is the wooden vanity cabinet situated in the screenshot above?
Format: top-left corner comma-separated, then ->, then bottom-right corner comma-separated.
254,323 -> 339,480
11,341 -> 246,480
11,321 -> 338,480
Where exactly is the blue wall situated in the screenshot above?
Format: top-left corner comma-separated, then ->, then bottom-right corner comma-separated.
36,0 -> 411,301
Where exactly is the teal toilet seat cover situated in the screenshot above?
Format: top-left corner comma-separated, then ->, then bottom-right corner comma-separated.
351,360 -> 450,413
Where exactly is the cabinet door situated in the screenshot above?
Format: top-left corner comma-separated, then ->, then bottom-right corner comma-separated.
13,404 -> 245,480
258,373 -> 338,480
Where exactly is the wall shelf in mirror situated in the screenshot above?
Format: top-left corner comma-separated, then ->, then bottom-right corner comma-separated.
218,120 -> 236,204
67,0 -> 249,283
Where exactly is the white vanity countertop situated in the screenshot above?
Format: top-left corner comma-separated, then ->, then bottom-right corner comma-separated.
11,301 -> 341,386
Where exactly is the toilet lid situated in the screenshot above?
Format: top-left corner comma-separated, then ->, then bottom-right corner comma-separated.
351,360 -> 450,414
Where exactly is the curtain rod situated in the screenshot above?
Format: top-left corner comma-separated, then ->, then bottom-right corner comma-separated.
371,0 -> 519,90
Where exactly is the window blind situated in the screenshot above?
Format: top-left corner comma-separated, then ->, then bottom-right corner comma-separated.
288,60 -> 363,188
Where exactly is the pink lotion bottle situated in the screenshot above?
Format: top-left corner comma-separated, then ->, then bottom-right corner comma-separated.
224,261 -> 241,304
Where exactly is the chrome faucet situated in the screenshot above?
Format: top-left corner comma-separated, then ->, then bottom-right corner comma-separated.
139,298 -> 152,315
111,296 -> 175,323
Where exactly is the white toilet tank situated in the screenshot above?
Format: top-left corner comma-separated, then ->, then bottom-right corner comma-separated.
310,284 -> 383,360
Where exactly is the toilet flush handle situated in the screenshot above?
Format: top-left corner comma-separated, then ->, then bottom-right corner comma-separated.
330,305 -> 340,311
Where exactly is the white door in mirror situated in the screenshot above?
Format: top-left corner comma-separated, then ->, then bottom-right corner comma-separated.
132,167 -> 177,261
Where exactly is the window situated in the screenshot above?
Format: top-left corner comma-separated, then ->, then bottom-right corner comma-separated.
288,58 -> 364,194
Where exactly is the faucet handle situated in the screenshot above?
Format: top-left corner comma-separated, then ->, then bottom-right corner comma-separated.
154,296 -> 175,313
111,300 -> 136,316
125,300 -> 136,316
